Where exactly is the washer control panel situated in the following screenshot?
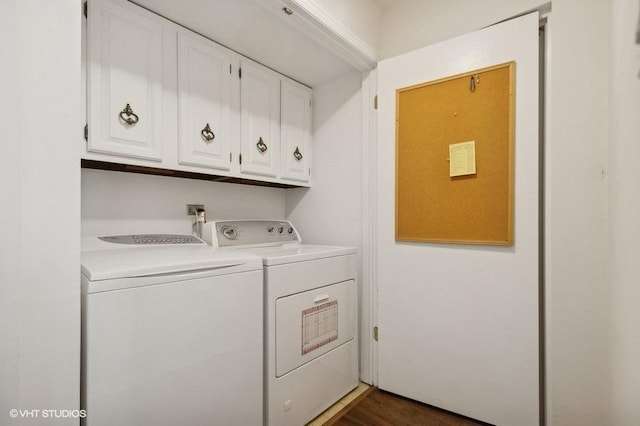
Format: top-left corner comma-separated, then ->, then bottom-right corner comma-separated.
213,220 -> 299,247
98,234 -> 203,245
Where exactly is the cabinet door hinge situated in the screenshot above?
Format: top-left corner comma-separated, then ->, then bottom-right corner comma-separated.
229,64 -> 232,74
239,153 -> 242,164
238,68 -> 242,79
373,326 -> 379,341
83,1 -> 87,18
373,95 -> 378,110
84,124 -> 88,141
229,152 -> 232,162
308,168 -> 311,176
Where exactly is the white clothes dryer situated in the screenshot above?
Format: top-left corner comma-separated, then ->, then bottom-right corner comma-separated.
81,234 -> 264,426
204,220 -> 359,426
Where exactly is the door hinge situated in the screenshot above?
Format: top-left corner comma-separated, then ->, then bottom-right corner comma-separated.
308,168 -> 311,176
373,95 -> 378,110
239,153 -> 242,164
83,1 -> 87,18
373,326 -> 379,341
229,64 -> 232,74
238,68 -> 242,79
84,124 -> 88,141
309,99 -> 312,107
229,153 -> 232,162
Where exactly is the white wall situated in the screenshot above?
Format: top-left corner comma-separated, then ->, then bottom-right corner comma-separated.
285,71 -> 363,248
309,0 -> 382,53
82,169 -> 286,236
285,71 -> 366,379
0,1 -> 81,424
609,0 -> 640,424
377,0 -> 612,425
287,0 -> 382,71
545,2 -> 611,424
380,0 -> 549,58
0,1 -> 21,417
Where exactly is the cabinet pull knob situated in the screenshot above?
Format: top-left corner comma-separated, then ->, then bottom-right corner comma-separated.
293,146 -> 303,161
256,137 -> 268,153
119,103 -> 139,125
201,123 -> 215,142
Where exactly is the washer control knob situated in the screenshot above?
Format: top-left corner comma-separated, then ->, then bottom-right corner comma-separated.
221,225 -> 238,240
287,227 -> 293,234
267,226 -> 275,233
278,227 -> 284,234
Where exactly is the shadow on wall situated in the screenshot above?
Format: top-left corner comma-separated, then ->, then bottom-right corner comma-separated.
637,0 -> 640,43
285,71 -> 363,247
637,0 -> 640,78
286,70 -> 362,220
81,168 -> 286,237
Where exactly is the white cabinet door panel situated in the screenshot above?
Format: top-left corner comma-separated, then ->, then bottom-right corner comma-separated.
88,0 -> 163,161
281,79 -> 312,183
177,32 -> 232,171
240,61 -> 280,177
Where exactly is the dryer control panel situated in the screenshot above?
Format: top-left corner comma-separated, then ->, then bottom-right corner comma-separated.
210,220 -> 300,247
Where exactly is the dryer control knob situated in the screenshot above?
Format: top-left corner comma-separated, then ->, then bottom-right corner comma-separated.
287,227 -> 293,234
278,227 -> 284,234
221,225 -> 238,240
267,226 -> 275,233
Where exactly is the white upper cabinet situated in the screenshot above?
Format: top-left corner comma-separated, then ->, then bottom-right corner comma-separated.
177,32 -> 233,171
240,60 -> 281,178
84,0 -> 314,187
280,79 -> 312,183
87,0 -> 163,161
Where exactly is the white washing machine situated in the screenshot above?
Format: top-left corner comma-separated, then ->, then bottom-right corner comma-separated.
204,220 -> 359,426
81,234 -> 264,426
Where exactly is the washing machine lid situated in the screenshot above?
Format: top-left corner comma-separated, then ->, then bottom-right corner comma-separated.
81,236 -> 262,281
241,244 -> 356,266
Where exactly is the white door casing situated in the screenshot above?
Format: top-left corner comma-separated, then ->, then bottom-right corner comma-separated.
376,12 -> 539,426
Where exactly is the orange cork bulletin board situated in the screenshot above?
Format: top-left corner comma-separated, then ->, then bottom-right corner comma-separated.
395,62 -> 515,245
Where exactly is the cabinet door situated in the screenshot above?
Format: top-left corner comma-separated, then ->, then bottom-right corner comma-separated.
240,61 -> 280,177
177,33 -> 233,171
87,0 -> 163,161
281,80 -> 312,183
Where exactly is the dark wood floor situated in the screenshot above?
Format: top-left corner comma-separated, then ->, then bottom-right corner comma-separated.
326,388 -> 489,426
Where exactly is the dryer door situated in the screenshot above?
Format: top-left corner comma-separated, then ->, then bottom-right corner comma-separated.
275,279 -> 355,377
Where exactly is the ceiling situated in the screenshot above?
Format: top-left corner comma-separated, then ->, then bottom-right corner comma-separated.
131,0 -> 358,87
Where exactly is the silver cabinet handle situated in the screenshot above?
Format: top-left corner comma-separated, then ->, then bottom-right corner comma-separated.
293,146 -> 303,161
256,137 -> 268,153
119,103 -> 139,125
201,123 -> 215,142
